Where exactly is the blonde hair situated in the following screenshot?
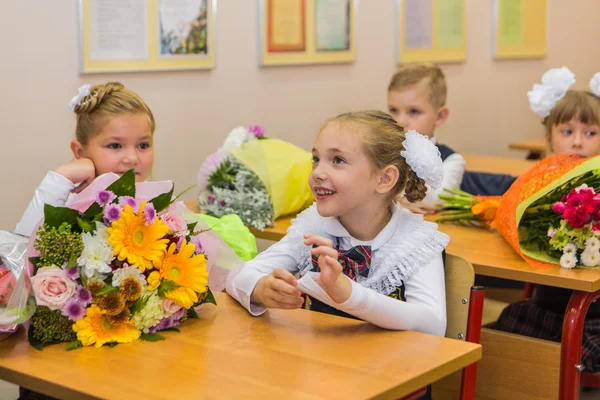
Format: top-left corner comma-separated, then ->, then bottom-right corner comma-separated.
73,82 -> 155,145
543,91 -> 600,139
321,110 -> 427,203
388,62 -> 447,108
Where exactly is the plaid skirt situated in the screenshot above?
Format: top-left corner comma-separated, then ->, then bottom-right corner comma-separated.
496,300 -> 600,372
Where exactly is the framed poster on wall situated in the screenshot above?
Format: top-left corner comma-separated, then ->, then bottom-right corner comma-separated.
396,0 -> 466,64
258,0 -> 357,66
78,0 -> 217,73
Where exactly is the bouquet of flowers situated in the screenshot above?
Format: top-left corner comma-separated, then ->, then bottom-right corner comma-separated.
438,154 -> 600,269
197,126 -> 314,230
26,170 -> 219,350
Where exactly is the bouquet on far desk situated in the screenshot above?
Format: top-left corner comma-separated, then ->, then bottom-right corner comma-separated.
197,126 -> 314,230
25,171 -> 220,350
438,154 -> 600,270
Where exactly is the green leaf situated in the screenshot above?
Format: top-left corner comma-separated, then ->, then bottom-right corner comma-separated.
187,222 -> 198,234
130,294 -> 150,315
82,169 -> 136,218
44,204 -> 80,229
140,333 -> 165,342
172,185 -> 196,203
104,342 -> 119,348
66,251 -> 79,271
187,307 -> 199,319
157,279 -> 181,297
149,184 -> 175,213
65,341 -> 82,351
193,287 -> 216,307
76,216 -> 95,233
29,256 -> 42,273
79,268 -> 89,288
27,325 -> 44,351
162,327 -> 180,332
95,285 -> 118,296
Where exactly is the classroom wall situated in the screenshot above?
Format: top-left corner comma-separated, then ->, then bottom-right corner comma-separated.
1,1 -> 599,229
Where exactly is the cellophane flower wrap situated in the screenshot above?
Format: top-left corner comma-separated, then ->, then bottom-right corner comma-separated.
439,154 -> 600,269
197,126 -> 314,230
24,170 -> 240,350
0,232 -> 36,338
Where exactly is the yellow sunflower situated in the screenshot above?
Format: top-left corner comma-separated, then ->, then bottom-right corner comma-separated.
107,202 -> 170,271
155,240 -> 209,309
73,304 -> 141,348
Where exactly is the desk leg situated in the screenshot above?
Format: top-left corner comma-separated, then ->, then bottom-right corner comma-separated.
559,289 -> 600,400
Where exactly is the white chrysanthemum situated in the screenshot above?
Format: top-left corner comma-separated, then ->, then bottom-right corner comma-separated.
219,127 -> 256,154
580,249 -> 600,267
585,237 -> 600,252
400,130 -> 444,189
111,264 -> 148,288
132,290 -> 164,333
560,253 -> 577,269
563,243 -> 577,255
77,228 -> 114,278
94,221 -> 109,240
590,72 -> 600,97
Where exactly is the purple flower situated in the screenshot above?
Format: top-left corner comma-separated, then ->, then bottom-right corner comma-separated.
190,235 -> 204,254
96,190 -> 116,206
197,152 -> 227,191
61,298 -> 86,321
219,200 -> 225,208
149,308 -> 186,333
119,196 -> 139,213
104,204 -> 122,224
207,195 -> 216,205
247,125 -> 265,138
75,287 -> 92,306
144,203 -> 157,225
64,264 -> 80,280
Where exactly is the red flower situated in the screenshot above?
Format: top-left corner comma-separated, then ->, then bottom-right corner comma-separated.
564,207 -> 591,228
552,202 -> 566,214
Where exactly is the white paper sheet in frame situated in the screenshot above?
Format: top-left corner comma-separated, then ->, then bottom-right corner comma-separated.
89,0 -> 149,61
315,0 -> 351,51
78,0 -> 217,73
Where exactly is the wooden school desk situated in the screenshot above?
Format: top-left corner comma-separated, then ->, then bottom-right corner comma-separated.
428,220 -> 600,400
0,293 -> 481,400
508,138 -> 548,159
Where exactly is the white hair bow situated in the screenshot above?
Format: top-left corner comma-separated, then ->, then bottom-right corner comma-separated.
68,84 -> 92,111
400,130 -> 444,190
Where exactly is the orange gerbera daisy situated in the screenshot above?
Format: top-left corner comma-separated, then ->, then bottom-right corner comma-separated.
155,240 -> 209,308
73,304 -> 140,348
107,202 -> 170,271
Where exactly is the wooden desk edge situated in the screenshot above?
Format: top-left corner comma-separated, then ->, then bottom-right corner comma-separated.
373,344 -> 482,399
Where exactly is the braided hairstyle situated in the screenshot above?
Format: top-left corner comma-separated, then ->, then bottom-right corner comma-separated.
321,110 -> 428,203
73,82 -> 155,145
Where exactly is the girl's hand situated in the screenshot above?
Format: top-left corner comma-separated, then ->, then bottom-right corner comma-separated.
251,267 -> 304,309
304,234 -> 352,303
402,203 -> 436,215
53,158 -> 96,194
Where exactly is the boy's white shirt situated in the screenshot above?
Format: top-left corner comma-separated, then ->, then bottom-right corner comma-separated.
227,203 -> 449,336
419,136 -> 466,207
16,171 -> 76,236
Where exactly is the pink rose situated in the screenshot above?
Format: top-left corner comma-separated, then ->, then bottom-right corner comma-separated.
160,212 -> 189,237
162,299 -> 183,317
31,267 -> 78,310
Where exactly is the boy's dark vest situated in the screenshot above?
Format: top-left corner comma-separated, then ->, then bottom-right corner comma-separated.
437,143 -> 517,196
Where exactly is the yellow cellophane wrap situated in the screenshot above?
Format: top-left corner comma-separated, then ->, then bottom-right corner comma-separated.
231,139 -> 314,219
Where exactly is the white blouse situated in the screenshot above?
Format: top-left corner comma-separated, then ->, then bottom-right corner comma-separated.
227,204 -> 449,336
16,171 -> 76,236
